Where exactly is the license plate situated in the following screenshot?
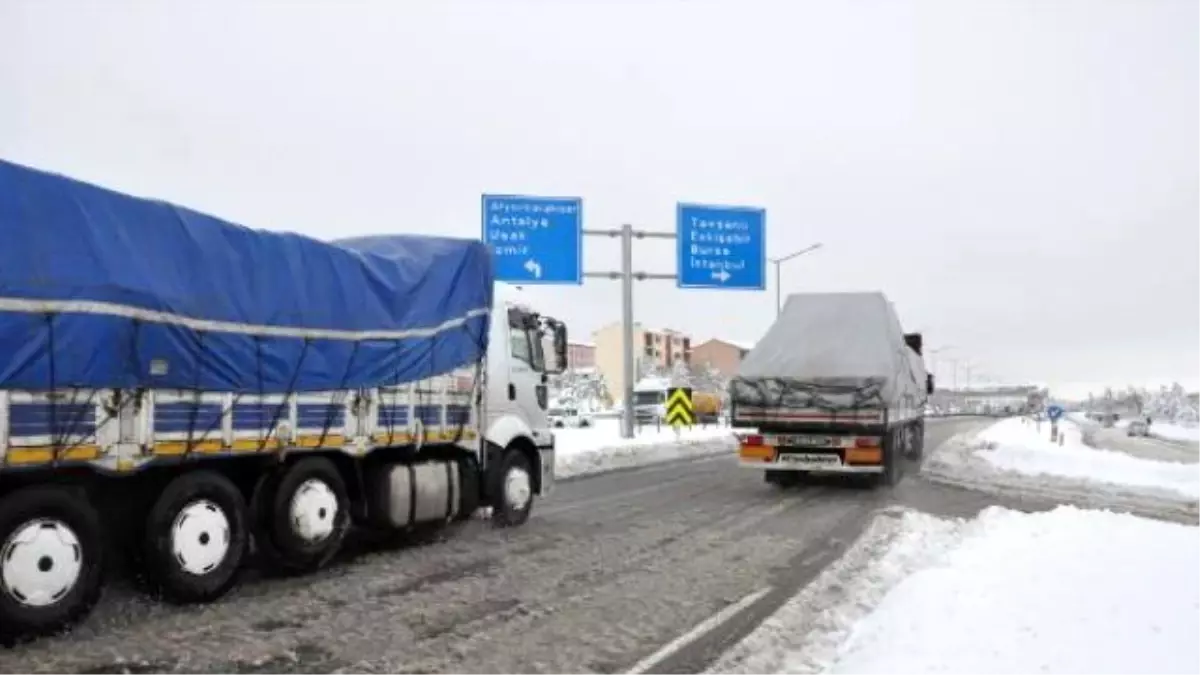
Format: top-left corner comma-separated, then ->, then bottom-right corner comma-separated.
777,435 -> 836,447
778,453 -> 842,467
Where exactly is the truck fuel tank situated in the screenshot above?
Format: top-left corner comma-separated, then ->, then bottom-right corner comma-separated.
369,460 -> 462,528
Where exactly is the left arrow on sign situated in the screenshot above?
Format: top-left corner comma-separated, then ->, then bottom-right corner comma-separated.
524,259 -> 543,279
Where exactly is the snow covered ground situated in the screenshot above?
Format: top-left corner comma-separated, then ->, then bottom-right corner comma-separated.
714,505 -> 1199,674
553,418 -> 738,479
922,417 -> 1199,519
1152,421 -> 1200,444
1068,413 -> 1199,444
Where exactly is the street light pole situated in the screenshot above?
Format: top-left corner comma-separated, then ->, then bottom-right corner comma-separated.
929,345 -> 954,387
770,242 -> 823,317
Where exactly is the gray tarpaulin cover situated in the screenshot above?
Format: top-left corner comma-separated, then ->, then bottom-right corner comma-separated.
731,291 -> 927,411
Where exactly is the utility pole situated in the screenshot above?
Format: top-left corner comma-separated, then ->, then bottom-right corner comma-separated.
945,358 -> 959,392
928,346 -> 952,384
770,243 -> 822,317
583,226 -> 676,439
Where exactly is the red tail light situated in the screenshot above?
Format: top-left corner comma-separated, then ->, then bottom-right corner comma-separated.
855,436 -> 882,447
742,434 -> 764,446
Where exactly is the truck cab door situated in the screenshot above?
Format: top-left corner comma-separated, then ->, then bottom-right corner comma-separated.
504,312 -> 553,444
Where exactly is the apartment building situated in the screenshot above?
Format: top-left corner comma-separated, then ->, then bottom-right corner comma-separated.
593,322 -> 691,399
566,341 -> 596,371
689,338 -> 753,378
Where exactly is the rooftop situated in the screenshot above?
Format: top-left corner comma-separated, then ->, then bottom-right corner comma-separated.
696,337 -> 756,351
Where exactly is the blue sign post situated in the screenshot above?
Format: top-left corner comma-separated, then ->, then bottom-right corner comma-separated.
1046,404 -> 1064,422
481,194 -> 582,284
676,203 -> 766,290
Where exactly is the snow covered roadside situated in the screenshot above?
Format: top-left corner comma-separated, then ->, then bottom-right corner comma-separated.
713,506 -> 1199,674
1152,421 -> 1200,444
553,418 -> 739,480
922,417 -> 1199,521
1069,412 -> 1198,445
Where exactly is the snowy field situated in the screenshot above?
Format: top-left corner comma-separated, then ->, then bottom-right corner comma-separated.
714,505 -> 1199,674
553,418 -> 739,479
922,416 -> 1200,519
1068,413 -> 1200,444
1152,421 -> 1200,444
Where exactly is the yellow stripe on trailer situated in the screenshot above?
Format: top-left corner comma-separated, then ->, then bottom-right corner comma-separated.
293,434 -> 346,448
153,439 -> 226,456
5,445 -> 102,466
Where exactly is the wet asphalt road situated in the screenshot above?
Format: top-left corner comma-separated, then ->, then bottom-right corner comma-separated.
0,417 -> 995,674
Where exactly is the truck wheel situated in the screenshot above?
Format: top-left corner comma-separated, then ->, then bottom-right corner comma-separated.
252,458 -> 350,574
143,471 -> 248,604
875,432 -> 903,488
491,450 -> 534,528
903,422 -> 925,460
0,487 -> 104,642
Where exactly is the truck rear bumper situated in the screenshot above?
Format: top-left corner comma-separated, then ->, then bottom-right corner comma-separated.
738,460 -> 884,474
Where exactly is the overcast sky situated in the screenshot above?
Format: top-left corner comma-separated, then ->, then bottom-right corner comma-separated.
2,0 -> 1196,398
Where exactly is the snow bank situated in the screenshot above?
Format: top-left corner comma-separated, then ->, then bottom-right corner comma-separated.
976,417 -> 1199,500
553,418 -> 738,479
1153,422 -> 1200,444
922,418 -> 1199,520
716,506 -> 1199,675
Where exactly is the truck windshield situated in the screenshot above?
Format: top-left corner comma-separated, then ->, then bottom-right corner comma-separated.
633,391 -> 664,405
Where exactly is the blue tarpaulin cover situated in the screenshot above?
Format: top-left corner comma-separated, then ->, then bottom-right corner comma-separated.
0,159 -> 493,392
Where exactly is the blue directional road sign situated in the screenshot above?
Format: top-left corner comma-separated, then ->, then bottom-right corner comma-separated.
676,203 -> 766,290
481,194 -> 582,285
1046,404 -> 1064,422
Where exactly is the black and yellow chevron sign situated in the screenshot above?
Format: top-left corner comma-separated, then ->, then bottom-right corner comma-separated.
665,387 -> 695,427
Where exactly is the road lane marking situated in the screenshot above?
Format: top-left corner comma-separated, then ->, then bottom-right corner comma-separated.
625,586 -> 772,675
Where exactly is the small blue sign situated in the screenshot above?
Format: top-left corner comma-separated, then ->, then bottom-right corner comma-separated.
1047,404 -> 1064,422
481,194 -> 582,285
676,203 -> 766,290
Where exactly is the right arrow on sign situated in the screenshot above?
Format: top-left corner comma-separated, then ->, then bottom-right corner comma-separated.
711,269 -> 731,283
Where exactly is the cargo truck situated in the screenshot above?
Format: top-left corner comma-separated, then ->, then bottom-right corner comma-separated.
730,292 -> 933,488
0,161 -> 567,640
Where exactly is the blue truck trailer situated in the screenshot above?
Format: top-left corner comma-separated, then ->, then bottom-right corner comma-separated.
0,160 -> 567,640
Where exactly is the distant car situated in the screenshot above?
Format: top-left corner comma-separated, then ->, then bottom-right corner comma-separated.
1127,420 -> 1149,437
548,407 -> 591,429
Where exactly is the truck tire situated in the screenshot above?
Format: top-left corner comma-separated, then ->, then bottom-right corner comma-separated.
907,421 -> 926,460
142,471 -> 248,604
875,430 -> 903,488
252,458 -> 350,574
0,487 -> 104,643
491,449 -> 534,528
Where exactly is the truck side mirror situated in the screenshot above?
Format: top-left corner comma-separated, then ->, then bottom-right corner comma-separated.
553,323 -> 569,374
926,374 -> 935,395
